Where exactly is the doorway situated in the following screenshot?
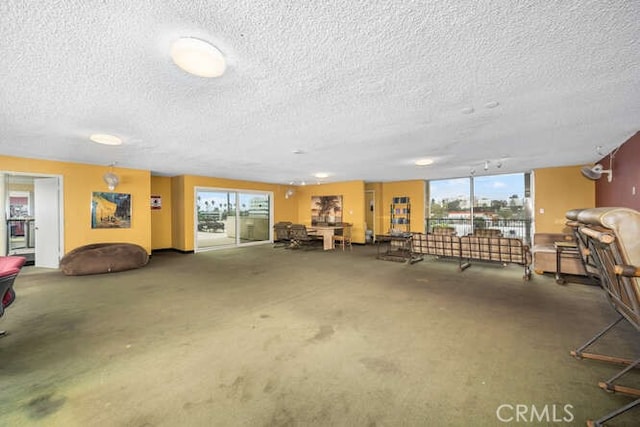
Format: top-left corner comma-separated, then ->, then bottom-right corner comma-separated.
365,190 -> 375,243
1,172 -> 63,267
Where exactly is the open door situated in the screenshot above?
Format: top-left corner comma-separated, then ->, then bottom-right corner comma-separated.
365,190 -> 375,243
34,177 -> 61,268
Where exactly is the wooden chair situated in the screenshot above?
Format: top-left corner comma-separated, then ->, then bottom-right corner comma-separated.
333,223 -> 353,251
567,208 -> 640,426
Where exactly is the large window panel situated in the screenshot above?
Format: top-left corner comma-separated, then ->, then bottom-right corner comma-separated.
472,173 -> 531,241
428,173 -> 532,243
428,177 -> 472,236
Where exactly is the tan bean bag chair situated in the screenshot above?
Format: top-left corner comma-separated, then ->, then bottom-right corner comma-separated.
60,243 -> 149,276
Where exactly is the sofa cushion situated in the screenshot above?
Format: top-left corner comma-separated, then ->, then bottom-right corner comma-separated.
60,243 -> 149,276
472,228 -> 502,237
432,227 -> 456,236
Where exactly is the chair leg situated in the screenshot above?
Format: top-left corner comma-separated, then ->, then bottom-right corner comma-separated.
570,315 -> 633,364
587,397 -> 640,427
572,317 -> 640,425
598,357 -> 640,397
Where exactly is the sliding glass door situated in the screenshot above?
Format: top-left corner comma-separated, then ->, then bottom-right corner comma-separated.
196,190 -> 236,250
195,188 -> 272,252
237,193 -> 270,243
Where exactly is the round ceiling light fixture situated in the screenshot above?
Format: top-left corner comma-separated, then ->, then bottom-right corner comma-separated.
170,37 -> 226,78
314,172 -> 329,179
89,133 -> 122,146
414,158 -> 434,166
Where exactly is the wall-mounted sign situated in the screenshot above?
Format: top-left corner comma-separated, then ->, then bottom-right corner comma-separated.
151,195 -> 162,210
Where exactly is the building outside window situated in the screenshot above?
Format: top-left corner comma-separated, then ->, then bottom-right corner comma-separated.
427,173 -> 532,243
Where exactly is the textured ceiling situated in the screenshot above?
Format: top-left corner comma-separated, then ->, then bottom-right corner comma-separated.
0,1 -> 638,184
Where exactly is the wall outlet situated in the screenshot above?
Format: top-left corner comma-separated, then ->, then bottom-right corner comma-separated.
539,208 -> 545,214
633,186 -> 636,196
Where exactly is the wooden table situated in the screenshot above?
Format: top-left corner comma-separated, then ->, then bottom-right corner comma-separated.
308,226 -> 343,250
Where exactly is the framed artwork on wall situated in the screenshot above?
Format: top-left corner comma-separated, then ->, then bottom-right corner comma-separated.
91,192 -> 132,229
311,195 -> 343,225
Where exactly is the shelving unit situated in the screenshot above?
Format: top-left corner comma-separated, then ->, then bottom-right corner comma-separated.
390,196 -> 411,234
375,196 -> 421,263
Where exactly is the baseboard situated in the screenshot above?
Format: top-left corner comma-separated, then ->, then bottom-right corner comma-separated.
151,248 -> 195,255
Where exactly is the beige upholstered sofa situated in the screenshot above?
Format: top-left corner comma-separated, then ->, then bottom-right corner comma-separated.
532,233 -> 586,276
415,227 -> 459,257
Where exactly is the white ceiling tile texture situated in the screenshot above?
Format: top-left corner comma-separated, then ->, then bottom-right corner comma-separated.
0,1 -> 638,182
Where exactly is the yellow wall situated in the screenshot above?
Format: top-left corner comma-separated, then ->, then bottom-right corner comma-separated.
295,181 -> 366,243
534,166 -> 595,233
7,154 -> 591,254
173,175 -> 296,251
276,188 -> 299,224
1,155 -> 152,254
380,180 -> 426,234
170,176 -> 187,251
150,176 -> 173,250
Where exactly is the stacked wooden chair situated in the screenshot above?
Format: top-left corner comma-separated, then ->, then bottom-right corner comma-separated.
273,221 -> 292,248
564,208 -> 602,283
288,224 -> 321,250
567,207 -> 640,426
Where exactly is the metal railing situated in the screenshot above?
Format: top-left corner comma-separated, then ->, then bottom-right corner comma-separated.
426,217 -> 533,244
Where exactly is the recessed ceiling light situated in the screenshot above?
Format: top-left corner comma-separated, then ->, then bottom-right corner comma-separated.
461,107 -> 475,114
415,158 -> 434,166
170,37 -> 226,78
292,149 -> 305,154
314,172 -> 329,179
89,133 -> 122,146
484,101 -> 500,109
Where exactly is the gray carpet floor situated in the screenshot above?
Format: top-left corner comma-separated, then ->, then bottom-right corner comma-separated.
1,244 -> 638,426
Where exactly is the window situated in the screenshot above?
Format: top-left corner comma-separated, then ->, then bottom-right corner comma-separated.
428,173 -> 532,243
